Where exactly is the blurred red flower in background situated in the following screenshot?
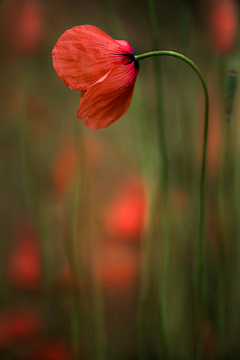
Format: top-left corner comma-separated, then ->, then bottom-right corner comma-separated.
52,133 -> 102,196
198,93 -> 222,175
0,309 -> 43,348
0,0 -> 46,54
208,0 -> 239,53
32,341 -> 72,360
8,220 -> 41,289
82,134 -> 103,168
168,187 -> 189,220
27,96 -> 59,138
0,89 -> 23,121
104,178 -> 148,241
201,320 -> 218,359
52,25 -> 139,129
95,242 -> 139,290
52,135 -> 78,196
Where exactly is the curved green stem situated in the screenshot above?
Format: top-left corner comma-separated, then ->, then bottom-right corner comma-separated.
135,50 -> 209,309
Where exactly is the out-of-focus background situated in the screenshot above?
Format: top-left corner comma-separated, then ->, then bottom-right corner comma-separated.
0,0 -> 240,359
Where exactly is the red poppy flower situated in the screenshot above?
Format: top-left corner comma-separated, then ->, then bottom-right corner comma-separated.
52,25 -> 139,129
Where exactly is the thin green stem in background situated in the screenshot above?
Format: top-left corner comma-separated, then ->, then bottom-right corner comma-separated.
217,69 -> 238,352
217,119 -> 231,352
68,124 -> 83,358
135,49 -> 209,317
130,79 -> 159,360
19,75 -> 32,210
18,68 -> 54,287
138,3 -> 167,354
136,2 -> 168,347
144,0 -> 168,191
88,168 -> 107,360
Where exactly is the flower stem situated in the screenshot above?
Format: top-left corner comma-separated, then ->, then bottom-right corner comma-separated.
135,50 -> 209,311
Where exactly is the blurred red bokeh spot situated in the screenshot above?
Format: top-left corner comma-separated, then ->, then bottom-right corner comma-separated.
104,178 -> 149,241
198,93 -> 223,175
201,320 -> 219,359
52,133 -> 102,196
83,133 -> 103,168
8,220 -> 41,288
0,308 -> 43,348
26,96 -> 58,138
0,0 -> 46,54
208,0 -> 239,53
95,242 -> 139,290
168,187 -> 189,219
32,341 -> 72,360
52,135 -> 78,196
8,238 -> 41,288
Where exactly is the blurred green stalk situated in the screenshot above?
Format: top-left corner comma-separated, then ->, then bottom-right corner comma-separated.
19,67 -> 54,287
145,0 -> 168,191
88,168 -> 107,360
136,50 -> 209,358
217,70 -> 238,352
143,1 -> 169,358
68,123 -> 83,358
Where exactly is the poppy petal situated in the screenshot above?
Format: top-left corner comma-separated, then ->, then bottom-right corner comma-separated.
115,40 -> 136,56
52,25 -> 129,90
77,63 -> 138,129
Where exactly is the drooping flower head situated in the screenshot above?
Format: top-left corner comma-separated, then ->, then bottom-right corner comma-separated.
52,25 -> 139,129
